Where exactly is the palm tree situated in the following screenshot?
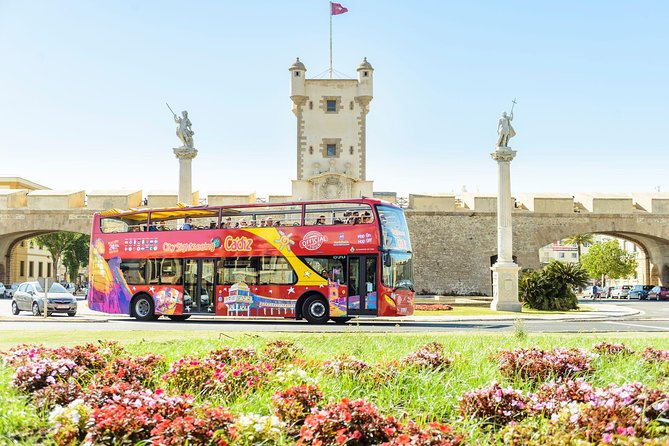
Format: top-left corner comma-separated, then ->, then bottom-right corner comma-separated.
563,233 -> 594,262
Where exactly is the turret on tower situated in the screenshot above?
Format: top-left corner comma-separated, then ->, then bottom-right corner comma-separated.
289,58 -> 307,115
289,58 -> 374,200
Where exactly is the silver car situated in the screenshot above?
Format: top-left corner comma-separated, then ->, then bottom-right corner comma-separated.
11,281 -> 77,317
0,282 -> 5,299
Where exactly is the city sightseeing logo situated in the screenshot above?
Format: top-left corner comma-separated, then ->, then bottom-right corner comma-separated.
299,231 -> 327,251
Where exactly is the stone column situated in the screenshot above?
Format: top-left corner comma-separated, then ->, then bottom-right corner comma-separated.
490,147 -> 522,312
173,147 -> 198,205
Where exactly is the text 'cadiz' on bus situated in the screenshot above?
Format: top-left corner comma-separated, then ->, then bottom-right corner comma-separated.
88,198 -> 414,324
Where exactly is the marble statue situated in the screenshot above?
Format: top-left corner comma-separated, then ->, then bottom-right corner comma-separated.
175,110 -> 194,148
167,104 -> 195,148
496,111 -> 515,148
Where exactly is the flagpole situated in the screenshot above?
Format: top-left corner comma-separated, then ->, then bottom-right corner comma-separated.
329,3 -> 333,79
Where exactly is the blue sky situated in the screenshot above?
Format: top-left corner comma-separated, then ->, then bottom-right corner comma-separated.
1,1 -> 667,198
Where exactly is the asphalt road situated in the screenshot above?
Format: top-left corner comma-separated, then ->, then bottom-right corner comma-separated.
0,297 -> 668,333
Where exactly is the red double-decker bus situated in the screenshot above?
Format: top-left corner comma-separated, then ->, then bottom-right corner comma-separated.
88,198 -> 413,324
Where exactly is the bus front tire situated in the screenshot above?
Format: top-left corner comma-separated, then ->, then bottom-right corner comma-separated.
302,295 -> 329,325
167,315 -> 191,321
132,295 -> 158,321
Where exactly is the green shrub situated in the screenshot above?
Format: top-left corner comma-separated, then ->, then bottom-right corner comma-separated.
519,261 -> 588,311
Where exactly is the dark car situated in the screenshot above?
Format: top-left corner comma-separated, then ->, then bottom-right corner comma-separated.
648,286 -> 669,301
629,284 -> 654,300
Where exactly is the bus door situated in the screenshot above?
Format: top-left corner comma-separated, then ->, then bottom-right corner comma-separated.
347,255 -> 378,316
183,259 -> 216,313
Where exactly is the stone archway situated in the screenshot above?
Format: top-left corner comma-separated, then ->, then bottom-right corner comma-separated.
0,230 -> 89,284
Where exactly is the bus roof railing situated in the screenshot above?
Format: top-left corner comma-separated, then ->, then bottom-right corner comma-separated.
98,198 -> 393,220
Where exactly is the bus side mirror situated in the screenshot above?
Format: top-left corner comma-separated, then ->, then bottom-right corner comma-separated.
383,253 -> 391,267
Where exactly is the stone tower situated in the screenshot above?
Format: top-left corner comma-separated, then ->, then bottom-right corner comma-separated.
289,58 -> 374,200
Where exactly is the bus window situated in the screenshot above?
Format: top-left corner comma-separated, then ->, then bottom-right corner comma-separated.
302,256 -> 346,283
377,205 -> 412,251
258,256 -> 296,284
101,215 -> 146,233
382,252 -> 413,290
305,203 -> 373,226
120,259 -> 147,285
146,258 -> 182,285
219,257 -> 257,285
227,205 -> 302,228
179,215 -> 217,230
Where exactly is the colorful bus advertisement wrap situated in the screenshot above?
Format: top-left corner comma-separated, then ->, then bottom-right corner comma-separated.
89,199 -> 414,322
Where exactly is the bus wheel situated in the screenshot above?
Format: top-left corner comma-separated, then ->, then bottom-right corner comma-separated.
331,317 -> 351,324
302,295 -> 329,325
167,315 -> 191,321
132,295 -> 157,321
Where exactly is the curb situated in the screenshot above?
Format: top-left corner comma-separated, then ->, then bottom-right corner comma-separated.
0,316 -> 108,323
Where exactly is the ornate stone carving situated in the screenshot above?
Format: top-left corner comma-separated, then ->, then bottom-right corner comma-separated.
173,147 -> 198,160
491,148 -> 517,162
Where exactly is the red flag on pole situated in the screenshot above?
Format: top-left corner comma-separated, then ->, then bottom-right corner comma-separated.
330,2 -> 348,15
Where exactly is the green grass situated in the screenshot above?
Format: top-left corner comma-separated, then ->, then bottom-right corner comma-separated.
1,331 -> 669,444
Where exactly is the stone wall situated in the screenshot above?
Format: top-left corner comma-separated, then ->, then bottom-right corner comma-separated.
407,210 -> 669,296
406,211 -> 497,295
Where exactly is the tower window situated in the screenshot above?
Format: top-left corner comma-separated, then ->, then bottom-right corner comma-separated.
349,101 -> 354,110
309,146 -> 314,155
326,144 -> 337,157
309,101 -> 313,110
326,100 -> 337,112
350,146 -> 354,155
363,71 -> 369,77
294,71 -> 300,77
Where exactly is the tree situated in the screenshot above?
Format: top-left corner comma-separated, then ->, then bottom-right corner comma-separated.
62,235 -> 89,283
519,260 -> 589,311
562,233 -> 594,261
34,232 -> 83,280
580,240 -> 638,284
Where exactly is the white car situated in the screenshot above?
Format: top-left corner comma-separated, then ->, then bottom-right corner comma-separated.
610,285 -> 632,299
6,283 -> 20,299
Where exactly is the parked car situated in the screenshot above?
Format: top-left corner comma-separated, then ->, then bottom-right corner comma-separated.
0,282 -> 5,298
647,286 -> 669,301
583,286 -> 601,298
610,285 -> 632,299
11,281 -> 77,316
599,286 -> 614,299
6,283 -> 20,299
629,284 -> 654,300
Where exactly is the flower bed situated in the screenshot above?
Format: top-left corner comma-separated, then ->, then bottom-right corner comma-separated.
2,337 -> 669,445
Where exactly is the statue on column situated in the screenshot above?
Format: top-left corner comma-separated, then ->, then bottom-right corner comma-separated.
496,99 -> 517,148
167,103 -> 195,148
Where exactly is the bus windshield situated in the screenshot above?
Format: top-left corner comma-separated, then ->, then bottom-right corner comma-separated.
382,252 -> 413,290
377,205 -> 411,251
